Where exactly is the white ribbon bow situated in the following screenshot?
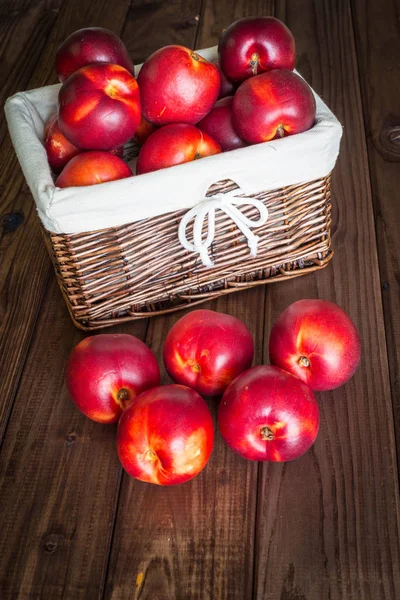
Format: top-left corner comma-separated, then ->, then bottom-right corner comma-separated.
178,188 -> 269,267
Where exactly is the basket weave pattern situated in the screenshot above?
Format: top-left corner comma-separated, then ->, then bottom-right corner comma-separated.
42,173 -> 332,330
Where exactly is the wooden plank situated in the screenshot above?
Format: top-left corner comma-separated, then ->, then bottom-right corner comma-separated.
0,279 -> 148,599
0,0 -> 63,145
103,2 -> 275,598
254,1 -> 400,599
0,1 -> 145,598
0,0 -> 132,439
350,0 -> 400,464
0,194 -> 52,444
0,0 -> 64,442
121,0 -> 203,64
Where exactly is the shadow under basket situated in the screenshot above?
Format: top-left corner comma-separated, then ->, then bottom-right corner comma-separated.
42,174 -> 333,330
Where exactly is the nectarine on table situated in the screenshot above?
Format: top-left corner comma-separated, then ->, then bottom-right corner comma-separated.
218,365 -> 320,461
269,300 -> 361,391
163,309 -> 254,396
117,384 -> 214,485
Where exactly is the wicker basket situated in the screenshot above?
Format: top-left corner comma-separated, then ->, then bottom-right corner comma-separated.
42,162 -> 332,330
6,45 -> 340,330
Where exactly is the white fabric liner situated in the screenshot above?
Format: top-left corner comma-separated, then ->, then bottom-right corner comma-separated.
5,46 -> 342,235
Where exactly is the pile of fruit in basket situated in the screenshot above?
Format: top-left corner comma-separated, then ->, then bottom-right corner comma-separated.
44,18 -> 317,187
66,300 -> 361,486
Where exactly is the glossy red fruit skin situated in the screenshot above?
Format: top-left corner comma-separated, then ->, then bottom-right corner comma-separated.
218,365 -> 319,462
117,384 -> 214,485
56,151 -> 132,187
198,96 -> 247,152
212,60 -> 236,98
232,69 -> 316,144
136,124 -> 221,175
269,299 -> 361,391
44,113 -> 57,139
133,115 -> 158,146
163,309 -> 254,396
109,146 -> 124,158
218,17 -> 295,83
65,334 -> 160,424
137,45 -> 221,125
56,27 -> 134,83
44,114 -> 81,173
58,63 -> 140,150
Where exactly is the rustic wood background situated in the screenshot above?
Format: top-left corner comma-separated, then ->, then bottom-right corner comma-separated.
0,0 -> 399,598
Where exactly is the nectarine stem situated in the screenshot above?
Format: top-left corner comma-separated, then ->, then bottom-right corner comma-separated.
117,388 -> 130,408
298,356 -> 310,368
191,52 -> 200,61
260,426 -> 275,441
250,53 -> 260,75
145,449 -> 157,461
277,125 -> 285,138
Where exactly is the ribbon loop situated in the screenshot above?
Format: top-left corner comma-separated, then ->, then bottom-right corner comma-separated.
178,188 -> 268,267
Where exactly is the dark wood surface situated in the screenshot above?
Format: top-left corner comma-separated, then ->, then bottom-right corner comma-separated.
0,1 -> 399,598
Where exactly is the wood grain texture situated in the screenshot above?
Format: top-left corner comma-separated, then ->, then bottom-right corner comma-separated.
122,0 -> 203,64
0,0 -> 64,442
0,277 -> 147,599
0,0 -> 63,145
104,295 -> 262,600
0,0 -> 132,439
254,1 -> 400,599
0,1 -> 144,598
350,0 -> 400,465
0,190 -> 52,444
103,3 -> 274,598
1,1 -> 400,600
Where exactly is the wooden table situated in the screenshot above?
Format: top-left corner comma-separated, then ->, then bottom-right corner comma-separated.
1,1 -> 399,598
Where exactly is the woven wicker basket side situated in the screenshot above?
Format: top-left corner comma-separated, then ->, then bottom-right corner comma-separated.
42,174 -> 333,330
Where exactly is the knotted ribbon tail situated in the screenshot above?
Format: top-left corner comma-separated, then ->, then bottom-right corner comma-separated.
178,190 -> 269,267
248,234 -> 260,257
199,247 -> 214,268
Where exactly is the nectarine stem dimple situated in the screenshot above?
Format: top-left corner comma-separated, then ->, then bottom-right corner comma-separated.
145,449 -> 157,461
276,125 -> 285,138
117,388 -> 130,408
250,53 -> 260,75
190,52 -> 200,61
260,426 -> 275,441
298,356 -> 310,368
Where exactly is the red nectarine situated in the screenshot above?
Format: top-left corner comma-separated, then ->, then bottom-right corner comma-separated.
218,365 -> 319,461
138,45 -> 220,125
269,299 -> 361,391
117,384 -> 214,485
56,151 -> 131,187
163,309 -> 254,396
198,96 -> 247,152
65,334 -> 160,423
56,27 -> 134,82
218,17 -> 295,82
136,124 -> 221,175
232,69 -> 316,143
58,63 -> 140,150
